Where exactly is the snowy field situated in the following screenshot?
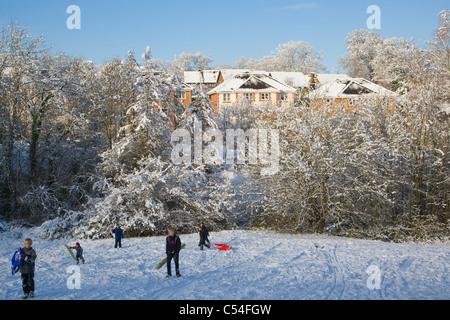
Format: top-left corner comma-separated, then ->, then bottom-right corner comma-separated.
0,230 -> 449,300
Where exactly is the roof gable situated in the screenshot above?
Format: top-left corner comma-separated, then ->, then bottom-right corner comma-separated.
208,72 -> 297,94
342,81 -> 374,95
308,78 -> 397,99
240,75 -> 274,90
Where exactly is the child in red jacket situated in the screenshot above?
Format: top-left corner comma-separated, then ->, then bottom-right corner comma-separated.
70,242 -> 85,264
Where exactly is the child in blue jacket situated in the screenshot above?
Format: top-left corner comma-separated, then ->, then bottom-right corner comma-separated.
112,224 -> 124,248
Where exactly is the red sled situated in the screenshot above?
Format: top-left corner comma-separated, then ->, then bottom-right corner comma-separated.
214,243 -> 232,251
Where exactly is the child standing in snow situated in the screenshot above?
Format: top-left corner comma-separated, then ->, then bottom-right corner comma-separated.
20,238 -> 37,299
112,224 -> 123,248
70,242 -> 85,264
198,222 -> 211,250
166,228 -> 181,278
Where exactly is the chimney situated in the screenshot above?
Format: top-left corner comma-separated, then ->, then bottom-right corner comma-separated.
309,72 -> 317,89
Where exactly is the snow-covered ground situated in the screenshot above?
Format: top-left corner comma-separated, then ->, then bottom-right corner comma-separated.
1,230 -> 449,300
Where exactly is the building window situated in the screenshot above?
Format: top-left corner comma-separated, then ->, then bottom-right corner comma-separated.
223,93 -> 231,102
349,99 -> 358,106
261,93 -> 269,101
180,91 -> 186,99
280,93 -> 288,101
245,93 -> 254,101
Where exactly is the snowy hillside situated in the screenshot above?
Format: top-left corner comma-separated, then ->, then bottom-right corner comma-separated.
1,230 -> 449,300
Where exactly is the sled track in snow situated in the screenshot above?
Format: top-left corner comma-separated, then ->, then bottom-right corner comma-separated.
325,244 -> 346,300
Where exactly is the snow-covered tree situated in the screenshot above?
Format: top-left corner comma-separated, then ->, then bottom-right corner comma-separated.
0,25 -> 104,222
272,41 -> 326,73
233,41 -> 326,73
250,102 -> 398,235
0,24 -> 46,216
93,56 -> 138,149
141,45 -> 151,62
248,60 -> 448,241
169,51 -> 212,80
191,52 -> 212,71
339,30 -> 384,80
339,30 -> 418,92
99,65 -> 183,177
179,89 -> 217,134
429,10 -> 450,74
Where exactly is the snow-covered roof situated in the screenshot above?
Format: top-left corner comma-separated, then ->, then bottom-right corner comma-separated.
221,70 -> 307,88
184,70 -> 222,84
268,72 -> 308,88
315,73 -> 352,85
308,78 -> 398,99
219,69 -> 351,89
220,69 -> 273,82
208,72 -> 297,94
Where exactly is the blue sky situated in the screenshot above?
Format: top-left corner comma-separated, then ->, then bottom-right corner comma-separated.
0,0 -> 448,71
